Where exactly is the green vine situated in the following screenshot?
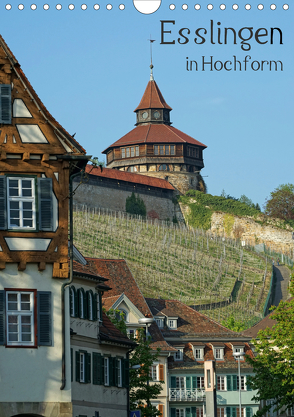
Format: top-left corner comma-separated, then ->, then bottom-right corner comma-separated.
224,213 -> 235,236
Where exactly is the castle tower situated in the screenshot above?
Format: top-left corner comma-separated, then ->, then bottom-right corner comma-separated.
102,67 -> 207,194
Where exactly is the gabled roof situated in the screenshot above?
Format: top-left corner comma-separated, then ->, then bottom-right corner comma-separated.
0,34 -> 85,154
99,312 -> 136,347
146,298 -> 238,338
85,165 -> 175,191
242,313 -> 277,338
134,80 -> 172,112
103,124 -> 207,153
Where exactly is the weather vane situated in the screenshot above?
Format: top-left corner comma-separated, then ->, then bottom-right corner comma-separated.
148,35 -> 155,80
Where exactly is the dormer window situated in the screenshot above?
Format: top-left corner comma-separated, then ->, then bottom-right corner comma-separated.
194,347 -> 204,361
174,348 -> 183,361
167,318 -> 177,329
214,347 -> 224,360
233,347 -> 245,360
155,318 -> 164,328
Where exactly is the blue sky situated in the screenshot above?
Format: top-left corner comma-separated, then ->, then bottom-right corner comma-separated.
1,1 -> 293,208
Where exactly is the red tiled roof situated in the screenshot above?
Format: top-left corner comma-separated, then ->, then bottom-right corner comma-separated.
102,295 -> 121,311
99,312 -> 136,347
85,165 -> 174,191
0,35 -> 85,154
134,80 -> 172,112
103,124 -> 207,153
146,298 -> 237,337
242,313 -> 277,338
73,260 -> 105,279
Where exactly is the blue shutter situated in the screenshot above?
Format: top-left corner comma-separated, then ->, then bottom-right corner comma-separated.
233,375 -> 238,391
186,408 -> 191,417
192,408 -> 197,417
38,178 -> 53,231
171,376 -> 177,388
192,376 -> 197,389
0,291 -> 5,345
37,291 -> 52,346
246,407 -> 252,417
0,85 -> 11,124
246,376 -> 252,391
232,407 -> 237,417
226,408 -> 231,417
186,376 -> 191,389
227,375 -> 232,391
171,409 -> 176,417
0,176 -> 7,230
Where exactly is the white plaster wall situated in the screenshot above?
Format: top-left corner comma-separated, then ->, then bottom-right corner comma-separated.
0,263 -> 71,403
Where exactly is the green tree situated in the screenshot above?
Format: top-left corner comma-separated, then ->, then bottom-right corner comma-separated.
222,314 -> 245,332
264,183 -> 294,221
106,310 -> 163,417
129,329 -> 164,417
239,194 -> 255,208
246,276 -> 294,416
126,192 -> 147,216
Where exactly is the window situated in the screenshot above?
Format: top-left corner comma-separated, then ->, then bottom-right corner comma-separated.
6,291 -> 34,346
150,364 -> 158,381
155,318 -> 164,328
154,145 -> 175,156
217,408 -> 226,417
76,350 -> 91,383
176,376 -> 185,389
131,147 -> 135,157
194,348 -> 204,360
159,164 -> 170,171
226,375 -> 251,391
121,148 -> 125,158
237,375 -> 246,391
70,287 -> 76,317
197,376 -> 205,389
0,84 -> 12,124
121,146 -> 139,158
104,357 -> 109,385
79,288 -> 85,319
127,329 -> 136,339
167,319 -> 177,329
233,347 -> 245,359
187,146 -> 200,158
88,291 -> 93,321
176,409 -> 184,417
174,349 -> 183,361
0,176 -> 53,232
117,358 -> 122,387
0,290 -> 52,347
214,348 -> 224,360
217,375 -> 226,391
127,166 -> 138,172
135,146 -> 139,156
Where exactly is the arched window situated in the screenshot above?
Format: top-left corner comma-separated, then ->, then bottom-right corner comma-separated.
78,288 -> 86,319
70,286 -> 77,317
87,290 -> 93,321
116,308 -> 129,323
158,164 -> 170,171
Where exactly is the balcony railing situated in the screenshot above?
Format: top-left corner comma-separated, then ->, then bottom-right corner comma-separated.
169,388 -> 206,402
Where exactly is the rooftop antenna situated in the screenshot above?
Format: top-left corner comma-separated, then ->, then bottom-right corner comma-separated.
148,35 -> 155,81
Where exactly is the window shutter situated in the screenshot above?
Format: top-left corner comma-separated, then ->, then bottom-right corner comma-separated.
233,375 -> 238,391
226,408 -> 231,417
114,358 -> 118,386
0,176 -> 7,230
93,293 -> 98,321
192,376 -> 197,389
86,352 -> 91,383
71,348 -> 73,382
74,287 -> 78,317
158,404 -> 164,417
246,407 -> 252,417
227,375 -> 232,391
0,85 -> 11,124
232,408 -> 237,417
38,178 -> 53,231
170,376 -> 176,388
159,364 -> 164,382
246,376 -> 252,391
98,293 -> 102,321
87,291 -> 92,320
93,352 -> 101,385
76,351 -> 80,382
83,289 -> 88,319
37,291 -> 52,346
170,408 -> 176,417
186,376 -> 191,389
0,290 -> 5,345
186,408 -> 191,417
192,407 -> 197,417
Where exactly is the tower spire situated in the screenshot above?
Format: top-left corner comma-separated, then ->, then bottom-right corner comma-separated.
149,36 -> 155,81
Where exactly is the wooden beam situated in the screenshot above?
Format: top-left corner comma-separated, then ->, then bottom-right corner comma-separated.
0,261 -> 5,270
38,262 -> 46,271
22,152 -> 30,161
18,261 -> 26,271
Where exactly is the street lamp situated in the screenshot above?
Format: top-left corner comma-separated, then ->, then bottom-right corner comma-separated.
138,317 -> 155,409
233,352 -> 245,417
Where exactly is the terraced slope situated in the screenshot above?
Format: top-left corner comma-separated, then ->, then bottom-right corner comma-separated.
73,206 -> 271,327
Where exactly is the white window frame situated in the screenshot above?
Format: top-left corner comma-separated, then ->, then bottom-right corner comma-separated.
176,408 -> 185,417
88,292 -> 93,321
80,352 -> 86,383
70,287 -> 75,317
176,376 -> 185,389
197,376 -> 205,389
174,348 -> 183,361
104,357 -> 109,386
233,347 -> 245,360
79,290 -> 84,319
214,347 -> 224,360
7,177 -> 36,230
167,319 -> 177,329
237,375 -> 246,391
6,290 -> 35,346
155,318 -> 164,328
150,364 -> 158,381
117,359 -> 122,387
194,347 -> 204,360
217,375 -> 226,391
